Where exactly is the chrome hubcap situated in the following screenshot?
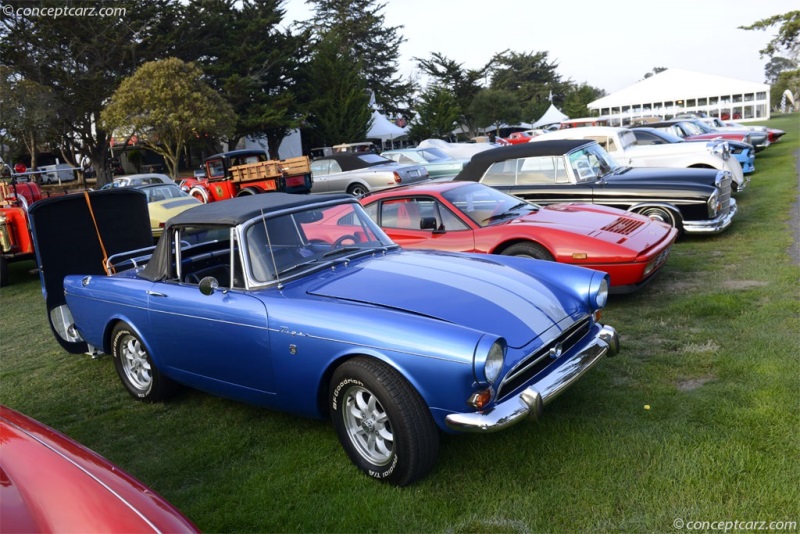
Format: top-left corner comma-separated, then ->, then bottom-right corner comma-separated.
120,335 -> 152,390
342,386 -> 393,465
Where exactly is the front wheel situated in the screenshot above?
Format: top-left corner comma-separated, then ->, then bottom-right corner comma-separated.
111,322 -> 176,402
501,242 -> 554,260
330,357 -> 439,486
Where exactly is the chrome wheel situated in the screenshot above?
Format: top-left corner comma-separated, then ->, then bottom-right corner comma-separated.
347,184 -> 368,196
342,385 -> 394,466
118,333 -> 152,391
637,206 -> 677,228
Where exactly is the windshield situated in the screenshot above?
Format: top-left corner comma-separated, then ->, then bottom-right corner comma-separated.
442,183 -> 536,227
417,148 -> 452,162
567,143 -> 620,182
244,201 -> 394,283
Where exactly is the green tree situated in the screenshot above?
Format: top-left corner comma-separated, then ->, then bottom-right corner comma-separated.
409,85 -> 461,141
0,0 -> 181,184
489,50 -> 567,122
101,58 -> 234,179
740,11 -> 800,61
415,53 -> 492,138
302,34 -> 372,147
303,0 -> 412,115
469,89 -> 523,135
175,0 -> 307,158
561,82 -> 607,119
0,67 -> 58,169
770,68 -> 800,110
765,56 -> 799,84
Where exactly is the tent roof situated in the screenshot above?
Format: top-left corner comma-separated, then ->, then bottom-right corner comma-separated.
532,104 -> 569,127
589,68 -> 769,110
367,110 -> 407,141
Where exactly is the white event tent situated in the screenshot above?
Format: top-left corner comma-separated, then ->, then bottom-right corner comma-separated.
532,104 -> 569,128
588,68 -> 771,124
367,110 -> 408,148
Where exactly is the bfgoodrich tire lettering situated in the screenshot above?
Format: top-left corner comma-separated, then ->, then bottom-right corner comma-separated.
330,357 -> 439,486
111,322 -> 175,402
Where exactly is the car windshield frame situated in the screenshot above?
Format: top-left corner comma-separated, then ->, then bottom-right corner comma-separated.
241,201 -> 396,285
567,143 -> 621,182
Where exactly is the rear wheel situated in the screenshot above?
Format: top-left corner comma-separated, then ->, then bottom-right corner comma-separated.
330,357 -> 439,486
347,183 -> 369,196
237,186 -> 263,197
111,322 -> 175,402
501,242 -> 554,261
189,187 -> 209,203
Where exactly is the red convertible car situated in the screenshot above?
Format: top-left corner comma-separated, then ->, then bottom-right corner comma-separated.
0,404 -> 198,533
360,182 -> 678,293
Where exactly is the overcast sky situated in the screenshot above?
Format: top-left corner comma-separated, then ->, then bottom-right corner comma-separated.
282,0 -> 797,94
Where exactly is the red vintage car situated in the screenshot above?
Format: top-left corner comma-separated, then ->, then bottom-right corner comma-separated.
0,405 -> 199,533
360,181 -> 678,293
501,131 -> 534,144
1,163 -> 43,286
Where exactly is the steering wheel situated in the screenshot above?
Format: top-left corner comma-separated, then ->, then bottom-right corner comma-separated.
331,234 -> 358,250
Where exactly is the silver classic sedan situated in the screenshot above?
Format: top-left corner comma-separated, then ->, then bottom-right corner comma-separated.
309,153 -> 429,196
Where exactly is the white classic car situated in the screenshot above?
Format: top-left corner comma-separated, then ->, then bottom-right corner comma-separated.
530,126 -> 746,192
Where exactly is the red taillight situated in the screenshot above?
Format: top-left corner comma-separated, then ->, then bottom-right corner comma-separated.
393,172 -> 402,184
13,163 -> 27,174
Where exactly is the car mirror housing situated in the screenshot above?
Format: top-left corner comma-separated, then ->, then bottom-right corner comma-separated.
198,276 -> 219,295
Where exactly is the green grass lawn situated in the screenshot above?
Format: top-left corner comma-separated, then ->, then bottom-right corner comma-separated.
1,115 -> 798,532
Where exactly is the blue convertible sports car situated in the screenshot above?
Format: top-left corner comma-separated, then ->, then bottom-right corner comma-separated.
29,189 -> 619,486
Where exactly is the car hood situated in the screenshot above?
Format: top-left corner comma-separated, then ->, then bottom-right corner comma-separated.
511,204 -> 669,250
147,197 -> 202,225
603,166 -> 719,188
306,251 -> 576,348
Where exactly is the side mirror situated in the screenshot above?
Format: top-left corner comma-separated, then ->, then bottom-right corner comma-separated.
198,276 -> 219,295
420,216 -> 445,234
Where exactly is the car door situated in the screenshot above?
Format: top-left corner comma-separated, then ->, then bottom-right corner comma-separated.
371,197 -> 475,252
310,159 -> 341,193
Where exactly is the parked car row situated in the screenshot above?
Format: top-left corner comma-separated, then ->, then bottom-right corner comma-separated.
6,114 -> 781,534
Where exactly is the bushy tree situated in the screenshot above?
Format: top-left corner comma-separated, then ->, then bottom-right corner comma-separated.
415,53 -> 491,137
0,0 -> 181,184
561,83 -> 606,119
174,0 -> 308,158
303,0 -> 412,115
489,50 -> 567,122
740,11 -> 800,61
469,89 -> 522,135
101,58 -> 234,179
302,34 -> 372,147
408,85 -> 461,141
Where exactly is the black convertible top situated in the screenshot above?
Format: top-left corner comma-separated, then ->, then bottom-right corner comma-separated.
165,191 -> 352,229
453,139 -> 593,182
318,153 -> 394,172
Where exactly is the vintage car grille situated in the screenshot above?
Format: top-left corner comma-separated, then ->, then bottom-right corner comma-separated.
718,175 -> 732,214
496,316 -> 592,402
600,217 -> 645,235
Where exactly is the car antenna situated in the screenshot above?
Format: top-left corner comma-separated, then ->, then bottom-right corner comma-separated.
260,209 -> 282,289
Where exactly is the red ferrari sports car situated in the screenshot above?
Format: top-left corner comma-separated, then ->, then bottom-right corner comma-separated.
360,182 -> 678,293
0,405 -> 198,533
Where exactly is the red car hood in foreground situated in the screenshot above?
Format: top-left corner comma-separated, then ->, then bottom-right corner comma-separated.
515,203 -> 673,253
0,405 -> 198,533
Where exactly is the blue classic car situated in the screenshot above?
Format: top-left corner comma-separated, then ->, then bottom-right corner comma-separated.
29,189 -> 619,486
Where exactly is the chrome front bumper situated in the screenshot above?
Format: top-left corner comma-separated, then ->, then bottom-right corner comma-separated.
444,325 -> 619,433
682,198 -> 737,235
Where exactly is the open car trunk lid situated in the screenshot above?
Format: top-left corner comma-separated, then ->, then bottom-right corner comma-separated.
28,189 -> 153,353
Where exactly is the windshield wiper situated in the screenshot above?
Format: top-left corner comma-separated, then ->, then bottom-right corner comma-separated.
482,202 -> 536,224
277,258 -> 319,275
322,246 -> 362,258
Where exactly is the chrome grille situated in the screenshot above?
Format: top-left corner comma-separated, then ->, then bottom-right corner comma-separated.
600,217 -> 644,235
496,316 -> 592,402
718,174 -> 732,214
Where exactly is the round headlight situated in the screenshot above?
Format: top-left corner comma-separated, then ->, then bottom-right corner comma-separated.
484,341 -> 505,384
589,275 -> 609,310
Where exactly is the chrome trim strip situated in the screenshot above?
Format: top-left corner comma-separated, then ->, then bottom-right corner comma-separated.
444,325 -> 619,433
